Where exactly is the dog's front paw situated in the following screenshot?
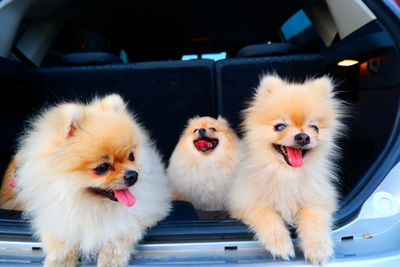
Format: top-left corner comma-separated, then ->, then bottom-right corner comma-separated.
97,258 -> 128,267
97,253 -> 131,267
296,206 -> 334,265
44,259 -> 76,267
42,233 -> 77,267
97,237 -> 135,267
301,234 -> 333,265
244,207 -> 295,261
97,249 -> 131,267
263,230 -> 295,260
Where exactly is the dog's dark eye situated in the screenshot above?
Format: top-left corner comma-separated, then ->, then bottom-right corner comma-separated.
94,163 -> 112,175
310,125 -> 319,133
209,127 -> 216,132
128,152 -> 135,161
193,129 -> 198,133
274,123 -> 286,131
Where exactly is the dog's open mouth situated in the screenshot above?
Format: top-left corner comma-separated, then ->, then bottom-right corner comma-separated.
88,187 -> 136,207
273,144 -> 309,168
194,137 -> 219,152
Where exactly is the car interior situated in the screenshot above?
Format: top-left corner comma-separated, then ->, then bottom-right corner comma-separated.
0,0 -> 400,244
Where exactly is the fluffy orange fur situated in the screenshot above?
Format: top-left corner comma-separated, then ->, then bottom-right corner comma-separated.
228,74 -> 344,264
167,116 -> 241,211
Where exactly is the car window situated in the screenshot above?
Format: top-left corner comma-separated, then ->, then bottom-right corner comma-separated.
280,10 -> 312,41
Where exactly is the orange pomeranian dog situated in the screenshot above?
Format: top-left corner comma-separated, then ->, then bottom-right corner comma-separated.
1,94 -> 171,266
0,159 -> 21,210
228,75 -> 345,264
167,116 -> 241,211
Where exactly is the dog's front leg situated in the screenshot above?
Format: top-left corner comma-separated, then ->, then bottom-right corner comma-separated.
296,206 -> 334,265
97,236 -> 136,267
242,206 -> 295,260
42,233 -> 78,267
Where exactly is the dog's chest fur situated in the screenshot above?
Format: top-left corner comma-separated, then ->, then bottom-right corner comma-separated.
169,149 -> 239,210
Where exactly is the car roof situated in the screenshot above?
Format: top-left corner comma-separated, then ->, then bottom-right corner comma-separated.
22,0 -> 324,61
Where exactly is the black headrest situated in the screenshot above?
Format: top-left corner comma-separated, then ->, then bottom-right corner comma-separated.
237,42 -> 297,58
62,52 -> 122,66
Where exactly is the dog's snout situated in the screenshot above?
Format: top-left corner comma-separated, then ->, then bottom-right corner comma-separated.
124,170 -> 138,187
198,128 -> 207,136
294,133 -> 310,146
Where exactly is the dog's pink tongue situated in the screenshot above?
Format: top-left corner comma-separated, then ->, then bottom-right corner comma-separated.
286,147 -> 303,167
195,140 -> 211,150
9,178 -> 18,188
114,189 -> 136,207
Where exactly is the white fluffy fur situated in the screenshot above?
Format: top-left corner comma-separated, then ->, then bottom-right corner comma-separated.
168,138 -> 241,211
14,96 -> 171,265
17,144 -> 170,254
229,146 -> 337,225
90,94 -> 127,113
168,156 -> 237,211
167,117 -> 241,211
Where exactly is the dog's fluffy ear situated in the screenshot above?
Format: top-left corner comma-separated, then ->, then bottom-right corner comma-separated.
257,74 -> 286,94
307,76 -> 334,96
187,116 -> 200,127
90,94 -> 127,113
217,116 -> 229,125
59,103 -> 85,137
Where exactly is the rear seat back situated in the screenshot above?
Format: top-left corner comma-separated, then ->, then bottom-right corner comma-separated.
0,55 -> 324,174
0,58 -> 36,174
31,59 -> 216,162
215,54 -> 325,133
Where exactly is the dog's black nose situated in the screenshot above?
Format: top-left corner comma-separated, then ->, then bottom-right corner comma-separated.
198,128 -> 207,136
294,133 -> 310,146
124,170 -> 138,187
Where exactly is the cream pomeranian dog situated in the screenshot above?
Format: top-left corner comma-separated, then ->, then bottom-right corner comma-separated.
9,94 -> 171,266
228,75 -> 344,264
167,116 -> 241,211
0,159 -> 21,210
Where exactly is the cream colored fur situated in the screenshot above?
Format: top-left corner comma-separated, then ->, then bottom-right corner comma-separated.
228,75 -> 344,264
15,95 -> 171,266
167,116 -> 241,211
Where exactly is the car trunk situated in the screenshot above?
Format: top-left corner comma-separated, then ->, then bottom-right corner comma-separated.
0,0 -> 399,251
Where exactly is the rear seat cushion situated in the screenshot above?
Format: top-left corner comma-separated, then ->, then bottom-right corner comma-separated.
31,60 -> 216,162
216,54 -> 325,133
